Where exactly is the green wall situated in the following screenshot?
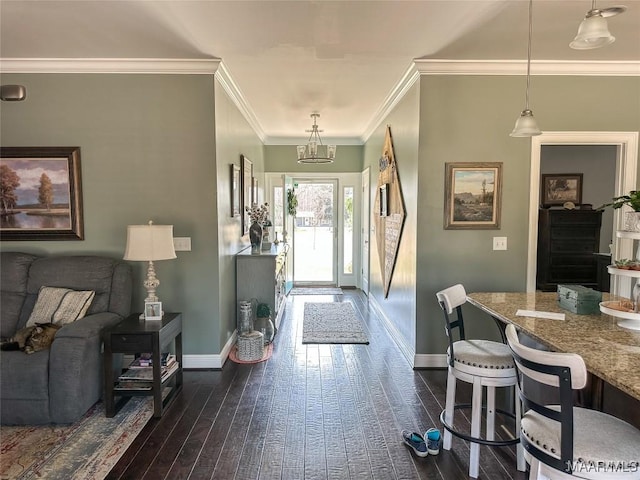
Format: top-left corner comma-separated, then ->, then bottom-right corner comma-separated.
214,76 -> 266,349
363,82 -> 420,354
0,73 -> 237,356
265,145 -> 362,172
417,75 -> 640,355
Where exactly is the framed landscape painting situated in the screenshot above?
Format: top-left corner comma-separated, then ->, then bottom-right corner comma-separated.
444,162 -> 502,230
541,173 -> 583,207
0,147 -> 84,240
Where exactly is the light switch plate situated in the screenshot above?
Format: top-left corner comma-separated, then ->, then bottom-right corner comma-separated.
493,237 -> 507,251
173,237 -> 191,251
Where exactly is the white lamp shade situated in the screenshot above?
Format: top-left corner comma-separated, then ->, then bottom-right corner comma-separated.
510,110 -> 542,137
124,223 -> 177,261
570,14 -> 615,49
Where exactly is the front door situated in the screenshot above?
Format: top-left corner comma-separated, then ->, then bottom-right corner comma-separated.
292,179 -> 337,285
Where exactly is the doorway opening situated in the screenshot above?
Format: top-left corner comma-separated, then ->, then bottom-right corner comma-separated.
292,179 -> 337,285
526,131 -> 639,297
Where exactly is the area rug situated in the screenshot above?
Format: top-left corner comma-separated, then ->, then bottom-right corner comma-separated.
302,302 -> 369,344
290,287 -> 343,295
228,342 -> 274,364
1,397 -> 153,480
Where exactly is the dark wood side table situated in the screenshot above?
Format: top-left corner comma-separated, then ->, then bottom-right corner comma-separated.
103,312 -> 183,418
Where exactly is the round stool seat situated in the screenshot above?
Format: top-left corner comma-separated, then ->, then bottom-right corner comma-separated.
449,339 -> 516,377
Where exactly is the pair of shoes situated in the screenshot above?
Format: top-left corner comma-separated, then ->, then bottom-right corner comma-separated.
425,428 -> 441,455
402,430 -> 429,457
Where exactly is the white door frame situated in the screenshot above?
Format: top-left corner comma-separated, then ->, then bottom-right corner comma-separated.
361,167 -> 370,295
526,131 -> 639,295
265,172 -> 361,288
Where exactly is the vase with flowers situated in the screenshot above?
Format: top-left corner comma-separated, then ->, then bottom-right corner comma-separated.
246,202 -> 270,252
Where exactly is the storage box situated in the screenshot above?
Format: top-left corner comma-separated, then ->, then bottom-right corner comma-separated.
557,285 -> 602,314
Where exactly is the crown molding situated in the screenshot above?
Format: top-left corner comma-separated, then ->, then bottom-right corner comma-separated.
0,58 -> 221,74
361,63 -> 420,143
413,59 -> 640,76
264,136 -> 363,146
214,62 -> 266,142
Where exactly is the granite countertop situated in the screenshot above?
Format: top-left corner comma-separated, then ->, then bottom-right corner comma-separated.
467,292 -> 640,401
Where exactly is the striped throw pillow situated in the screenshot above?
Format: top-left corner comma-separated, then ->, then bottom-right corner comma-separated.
26,286 -> 95,327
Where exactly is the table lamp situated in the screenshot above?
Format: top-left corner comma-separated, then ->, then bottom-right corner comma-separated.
124,220 -> 176,318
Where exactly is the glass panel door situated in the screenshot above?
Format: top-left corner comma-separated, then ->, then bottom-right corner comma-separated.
292,179 -> 337,285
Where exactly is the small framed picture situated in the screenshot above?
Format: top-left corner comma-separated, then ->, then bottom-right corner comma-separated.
144,301 -> 162,320
541,173 -> 583,207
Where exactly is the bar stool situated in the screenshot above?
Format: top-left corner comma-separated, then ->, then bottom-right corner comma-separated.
436,284 -> 525,478
506,324 -> 640,479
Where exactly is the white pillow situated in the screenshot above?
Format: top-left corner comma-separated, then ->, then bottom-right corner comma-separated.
27,286 -> 95,327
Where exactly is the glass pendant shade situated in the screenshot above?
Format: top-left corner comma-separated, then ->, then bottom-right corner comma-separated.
510,109 -> 542,137
570,13 -> 615,49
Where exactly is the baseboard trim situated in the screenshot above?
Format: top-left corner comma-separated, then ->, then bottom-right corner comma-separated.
183,331 -> 237,369
413,354 -> 448,369
368,295 -> 415,368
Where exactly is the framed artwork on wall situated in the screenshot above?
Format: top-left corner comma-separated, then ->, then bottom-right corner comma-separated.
0,146 -> 84,240
230,164 -> 241,217
541,173 -> 583,207
444,162 -> 502,230
241,154 -> 253,234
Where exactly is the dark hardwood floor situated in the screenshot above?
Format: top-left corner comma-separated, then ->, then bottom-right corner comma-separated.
108,290 -> 527,480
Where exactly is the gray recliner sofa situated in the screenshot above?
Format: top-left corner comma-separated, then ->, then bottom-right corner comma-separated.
1,252 -> 132,425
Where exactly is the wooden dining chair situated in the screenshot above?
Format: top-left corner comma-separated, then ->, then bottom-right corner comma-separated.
505,323 -> 640,479
436,284 -> 525,478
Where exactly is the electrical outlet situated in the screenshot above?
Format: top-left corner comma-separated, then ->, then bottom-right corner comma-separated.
173,237 -> 191,252
493,237 -> 507,251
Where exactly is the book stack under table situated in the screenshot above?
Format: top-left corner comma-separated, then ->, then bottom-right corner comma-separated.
115,353 -> 179,391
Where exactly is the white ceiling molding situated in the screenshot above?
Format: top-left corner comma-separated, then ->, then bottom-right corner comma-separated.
264,136 -> 363,146
215,62 -> 266,142
0,58 -> 221,74
414,59 -> 640,76
361,64 -> 421,144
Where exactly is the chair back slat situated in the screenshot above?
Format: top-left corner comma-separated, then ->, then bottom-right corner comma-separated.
506,324 -> 577,475
436,284 -> 468,367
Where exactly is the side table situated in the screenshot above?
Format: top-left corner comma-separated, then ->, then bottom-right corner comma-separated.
103,312 -> 183,418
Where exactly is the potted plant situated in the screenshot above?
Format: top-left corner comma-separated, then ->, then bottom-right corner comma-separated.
598,191 -> 640,232
256,303 -> 275,345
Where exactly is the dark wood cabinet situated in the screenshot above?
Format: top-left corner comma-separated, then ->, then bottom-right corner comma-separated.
536,209 -> 603,291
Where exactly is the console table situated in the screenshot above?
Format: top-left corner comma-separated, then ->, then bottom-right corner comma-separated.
103,312 -> 183,418
236,244 -> 288,329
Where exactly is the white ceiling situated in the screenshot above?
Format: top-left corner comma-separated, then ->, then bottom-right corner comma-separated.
1,0 -> 639,144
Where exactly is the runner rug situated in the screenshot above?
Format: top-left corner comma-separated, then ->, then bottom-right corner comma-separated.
302,302 -> 369,344
290,287 -> 343,296
0,397 -> 153,480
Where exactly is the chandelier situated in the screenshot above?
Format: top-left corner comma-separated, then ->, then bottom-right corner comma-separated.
296,113 -> 336,164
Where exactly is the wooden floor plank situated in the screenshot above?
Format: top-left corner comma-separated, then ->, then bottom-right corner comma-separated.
111,290 -> 527,479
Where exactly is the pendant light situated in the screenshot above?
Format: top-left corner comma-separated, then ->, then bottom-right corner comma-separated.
510,0 -> 541,138
570,2 -> 626,50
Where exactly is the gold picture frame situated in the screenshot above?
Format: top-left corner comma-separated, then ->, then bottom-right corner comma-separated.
444,162 -> 502,230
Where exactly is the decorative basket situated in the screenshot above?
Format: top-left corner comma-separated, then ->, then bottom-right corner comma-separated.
237,330 -> 264,361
